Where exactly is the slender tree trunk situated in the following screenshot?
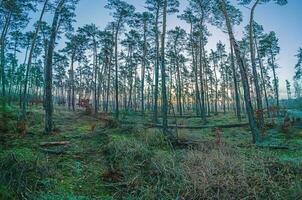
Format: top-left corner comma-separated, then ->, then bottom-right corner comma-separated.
255,37 -> 270,117
21,0 -> 48,119
249,0 -> 264,129
153,6 -> 160,123
114,20 -> 121,119
190,24 -> 201,116
93,38 -> 98,115
230,43 -> 241,121
70,53 -> 75,111
161,0 -> 168,133
219,0 -> 260,143
213,58 -> 218,115
271,52 -> 279,110
141,18 -> 147,113
199,38 -> 206,121
44,0 -> 65,133
175,50 -> 182,116
0,12 -> 12,101
106,57 -> 111,112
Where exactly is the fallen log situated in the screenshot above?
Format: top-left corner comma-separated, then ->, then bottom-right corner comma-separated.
145,123 -> 249,129
40,148 -> 67,155
39,141 -> 70,147
256,145 -> 289,150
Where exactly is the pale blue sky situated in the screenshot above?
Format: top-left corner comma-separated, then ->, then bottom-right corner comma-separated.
72,0 -> 302,98
24,0 -> 301,98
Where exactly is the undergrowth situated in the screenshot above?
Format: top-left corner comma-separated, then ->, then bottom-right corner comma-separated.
100,128 -> 302,200
0,106 -> 301,199
0,148 -> 53,199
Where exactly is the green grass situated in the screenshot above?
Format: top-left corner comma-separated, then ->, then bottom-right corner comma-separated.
1,105 -> 302,199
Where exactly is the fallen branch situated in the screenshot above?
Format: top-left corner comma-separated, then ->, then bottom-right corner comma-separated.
145,123 -> 249,129
40,148 -> 68,155
39,141 -> 70,147
256,145 -> 289,150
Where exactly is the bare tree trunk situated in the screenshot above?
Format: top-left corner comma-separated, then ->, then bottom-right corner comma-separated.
249,0 -> 264,129
93,38 -> 98,115
219,0 -> 260,143
44,0 -> 65,133
271,52 -> 279,110
153,6 -> 160,123
21,0 -> 48,118
255,37 -> 270,117
141,18 -> 147,113
161,0 -> 168,133
0,12 -> 12,101
114,20 -> 121,119
230,43 -> 241,121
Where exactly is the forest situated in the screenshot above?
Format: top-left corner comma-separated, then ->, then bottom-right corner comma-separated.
1,0 -> 302,199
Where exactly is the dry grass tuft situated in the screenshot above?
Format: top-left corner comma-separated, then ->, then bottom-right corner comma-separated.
182,144 -> 300,199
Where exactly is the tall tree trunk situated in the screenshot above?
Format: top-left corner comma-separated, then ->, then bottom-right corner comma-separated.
199,38 -> 206,121
0,12 -> 12,101
190,22 -> 201,116
44,0 -> 65,133
93,38 -> 98,115
141,18 -> 147,113
219,0 -> 260,143
175,49 -> 182,116
249,0 -> 264,129
21,0 -> 48,118
213,58 -> 218,115
161,0 -> 168,133
271,52 -> 279,110
255,37 -> 270,117
114,20 -> 121,119
70,53 -> 75,111
153,6 -> 160,123
106,58 -> 111,112
230,43 -> 241,121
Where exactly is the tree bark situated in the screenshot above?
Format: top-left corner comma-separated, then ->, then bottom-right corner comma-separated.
141,17 -> 147,113
230,43 -> 241,121
249,0 -> 264,129
153,5 -> 160,123
219,0 -> 260,143
44,0 -> 65,133
21,0 -> 48,118
161,0 -> 168,133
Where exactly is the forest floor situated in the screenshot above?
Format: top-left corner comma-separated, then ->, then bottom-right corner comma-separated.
1,105 -> 302,200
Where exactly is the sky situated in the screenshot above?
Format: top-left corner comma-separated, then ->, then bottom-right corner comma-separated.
72,0 -> 302,98
26,0 -> 302,99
